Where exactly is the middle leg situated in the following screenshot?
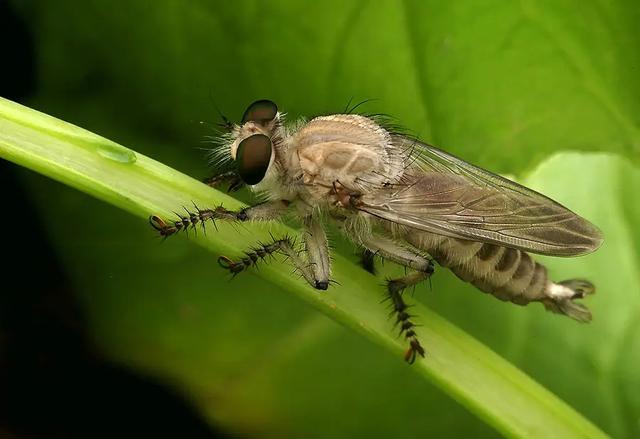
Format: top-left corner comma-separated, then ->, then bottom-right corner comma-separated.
303,216 -> 332,290
217,215 -> 332,291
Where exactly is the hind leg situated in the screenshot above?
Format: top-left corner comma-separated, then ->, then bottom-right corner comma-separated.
358,234 -> 434,363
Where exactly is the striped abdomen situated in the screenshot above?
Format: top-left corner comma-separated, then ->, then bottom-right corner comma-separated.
404,231 -> 594,321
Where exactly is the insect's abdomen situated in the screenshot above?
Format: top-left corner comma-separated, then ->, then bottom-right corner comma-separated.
404,232 -> 594,321
416,235 -> 546,304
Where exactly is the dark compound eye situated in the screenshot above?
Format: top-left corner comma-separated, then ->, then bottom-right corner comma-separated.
241,99 -> 278,125
236,133 -> 273,185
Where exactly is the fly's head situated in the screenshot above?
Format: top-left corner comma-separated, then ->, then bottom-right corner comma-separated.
211,99 -> 289,196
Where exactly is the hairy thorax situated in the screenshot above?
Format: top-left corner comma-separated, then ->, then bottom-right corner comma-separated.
289,114 -> 404,205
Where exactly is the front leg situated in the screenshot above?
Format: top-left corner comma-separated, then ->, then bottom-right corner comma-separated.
151,201 -> 331,291
202,171 -> 244,192
149,200 -> 290,237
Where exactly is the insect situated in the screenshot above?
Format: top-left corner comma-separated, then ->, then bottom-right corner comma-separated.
150,99 -> 603,363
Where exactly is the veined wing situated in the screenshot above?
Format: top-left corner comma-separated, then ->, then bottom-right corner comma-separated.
357,136 -> 603,256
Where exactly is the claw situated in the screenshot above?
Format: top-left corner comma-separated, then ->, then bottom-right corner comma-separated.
218,255 -> 245,274
404,339 -> 425,364
404,347 -> 416,364
217,255 -> 233,269
149,215 -> 178,237
149,215 -> 166,231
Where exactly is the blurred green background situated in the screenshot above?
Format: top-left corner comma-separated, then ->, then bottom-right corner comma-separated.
2,0 -> 640,438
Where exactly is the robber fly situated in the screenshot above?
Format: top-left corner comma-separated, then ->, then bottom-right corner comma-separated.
150,99 -> 603,363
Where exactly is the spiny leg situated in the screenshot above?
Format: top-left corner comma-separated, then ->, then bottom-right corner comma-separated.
217,235 -> 318,289
218,216 -> 332,291
151,200 -> 332,290
387,271 -> 432,363
359,234 -> 434,363
149,200 -> 290,238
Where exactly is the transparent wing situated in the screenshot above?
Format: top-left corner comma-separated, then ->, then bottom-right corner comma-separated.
357,136 -> 603,256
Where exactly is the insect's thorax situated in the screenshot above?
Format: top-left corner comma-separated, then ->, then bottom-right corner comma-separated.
277,114 -> 405,206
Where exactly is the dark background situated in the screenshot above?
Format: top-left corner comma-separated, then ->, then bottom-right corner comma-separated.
0,3 -> 225,437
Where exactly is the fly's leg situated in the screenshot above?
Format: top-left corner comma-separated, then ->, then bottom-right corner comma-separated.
218,216 -> 332,291
360,249 -> 376,274
151,200 -> 331,291
217,237 -> 292,275
303,216 -> 332,290
361,235 -> 434,274
149,200 -> 290,238
217,235 -> 321,289
203,171 -> 244,192
359,234 -> 434,363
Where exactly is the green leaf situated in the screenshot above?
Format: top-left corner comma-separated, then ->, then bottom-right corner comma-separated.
521,153 -> 640,438
26,0 -> 640,169
0,97 -> 611,439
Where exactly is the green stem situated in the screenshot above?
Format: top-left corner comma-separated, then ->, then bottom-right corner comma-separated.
0,96 -> 608,439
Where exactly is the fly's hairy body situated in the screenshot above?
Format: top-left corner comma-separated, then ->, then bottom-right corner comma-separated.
150,100 -> 603,363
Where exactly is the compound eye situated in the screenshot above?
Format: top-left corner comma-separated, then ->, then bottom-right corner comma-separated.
241,99 -> 278,125
236,134 -> 273,185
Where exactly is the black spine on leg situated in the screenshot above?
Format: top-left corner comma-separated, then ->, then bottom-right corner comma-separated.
149,205 -> 244,238
384,269 -> 432,364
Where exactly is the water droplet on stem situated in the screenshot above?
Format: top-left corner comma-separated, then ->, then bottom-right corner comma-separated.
96,141 -> 137,163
